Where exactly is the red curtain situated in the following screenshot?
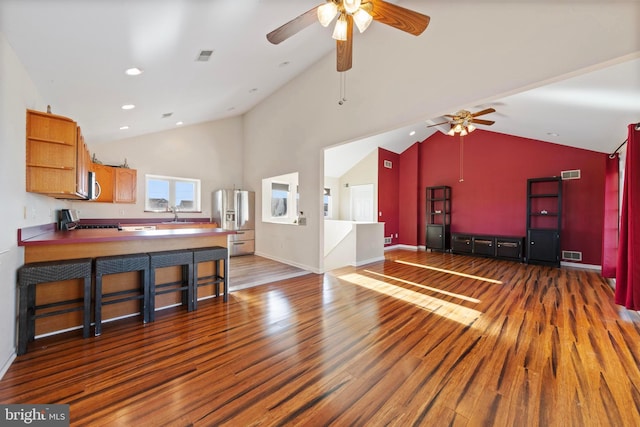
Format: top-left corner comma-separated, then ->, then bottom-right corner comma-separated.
601,154 -> 619,278
615,124 -> 640,309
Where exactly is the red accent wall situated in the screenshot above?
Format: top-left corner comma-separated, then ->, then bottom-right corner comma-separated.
378,149 -> 400,246
417,129 -> 607,265
399,143 -> 420,246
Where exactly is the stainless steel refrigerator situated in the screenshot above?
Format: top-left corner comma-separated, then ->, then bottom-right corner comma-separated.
212,189 -> 255,256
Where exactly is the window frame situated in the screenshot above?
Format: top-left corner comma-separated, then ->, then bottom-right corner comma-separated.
144,174 -> 202,213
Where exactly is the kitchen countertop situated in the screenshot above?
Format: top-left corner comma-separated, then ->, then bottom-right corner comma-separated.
18,223 -> 236,247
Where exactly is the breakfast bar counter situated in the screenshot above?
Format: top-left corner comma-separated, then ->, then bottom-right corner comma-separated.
18,224 -> 234,337
19,224 -> 234,262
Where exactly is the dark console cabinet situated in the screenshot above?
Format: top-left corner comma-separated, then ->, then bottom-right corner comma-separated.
452,233 -> 524,262
426,186 -> 451,251
496,237 -> 524,260
451,234 -> 472,254
473,237 -> 495,257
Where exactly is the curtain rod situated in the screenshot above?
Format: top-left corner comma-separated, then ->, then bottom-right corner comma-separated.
609,139 -> 627,159
609,123 -> 640,159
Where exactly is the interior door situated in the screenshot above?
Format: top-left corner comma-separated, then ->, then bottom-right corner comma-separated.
350,184 -> 374,222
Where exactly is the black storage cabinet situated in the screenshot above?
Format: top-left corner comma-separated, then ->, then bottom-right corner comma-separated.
425,186 -> 451,251
451,234 -> 473,254
526,177 -> 562,267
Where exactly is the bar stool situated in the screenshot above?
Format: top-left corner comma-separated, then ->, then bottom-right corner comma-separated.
192,246 -> 229,309
94,253 -> 150,336
17,258 -> 93,355
148,250 -> 194,322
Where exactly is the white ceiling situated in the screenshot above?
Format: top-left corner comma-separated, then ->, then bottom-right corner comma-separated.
1,1 -> 639,178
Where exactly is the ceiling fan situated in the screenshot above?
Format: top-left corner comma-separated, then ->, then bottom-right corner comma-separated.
428,108 -> 496,136
266,0 -> 430,72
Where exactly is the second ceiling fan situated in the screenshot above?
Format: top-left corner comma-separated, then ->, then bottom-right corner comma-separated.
267,0 -> 430,72
428,108 -> 497,136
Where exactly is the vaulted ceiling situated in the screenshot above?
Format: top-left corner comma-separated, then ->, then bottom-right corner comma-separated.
1,0 -> 638,179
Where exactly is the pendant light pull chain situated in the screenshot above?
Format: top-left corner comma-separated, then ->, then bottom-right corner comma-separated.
459,135 -> 465,182
339,72 -> 347,105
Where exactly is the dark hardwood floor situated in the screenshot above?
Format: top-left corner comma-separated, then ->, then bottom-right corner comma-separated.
2,250 -> 640,426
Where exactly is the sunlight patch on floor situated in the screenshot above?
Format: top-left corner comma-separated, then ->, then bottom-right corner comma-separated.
363,269 -> 480,304
339,272 -> 482,326
395,260 -> 503,285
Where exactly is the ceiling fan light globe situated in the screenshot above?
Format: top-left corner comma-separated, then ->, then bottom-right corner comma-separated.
353,9 -> 373,33
467,124 -> 476,133
454,123 -> 463,133
447,128 -> 456,136
332,14 -> 348,41
318,2 -> 339,27
343,0 -> 362,14
460,128 -> 468,136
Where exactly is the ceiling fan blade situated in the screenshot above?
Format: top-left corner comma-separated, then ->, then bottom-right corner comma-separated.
471,108 -> 496,117
337,15 -> 354,72
266,5 -> 320,45
473,119 -> 495,126
427,121 -> 450,127
369,0 -> 430,36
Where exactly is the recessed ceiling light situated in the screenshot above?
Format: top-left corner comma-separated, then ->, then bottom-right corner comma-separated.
227,107 -> 236,112
119,126 -> 129,130
249,88 -> 258,93
279,61 -> 290,68
121,104 -> 135,110
547,132 -> 559,137
125,67 -> 143,76
162,112 -> 173,118
176,121 -> 183,126
409,131 -> 416,136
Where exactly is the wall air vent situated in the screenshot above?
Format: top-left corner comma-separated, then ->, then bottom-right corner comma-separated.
196,50 -> 214,62
384,237 -> 392,244
562,250 -> 582,261
383,160 -> 393,169
561,169 -> 581,180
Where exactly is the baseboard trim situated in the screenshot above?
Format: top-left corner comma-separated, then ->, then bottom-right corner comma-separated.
0,351 -> 16,380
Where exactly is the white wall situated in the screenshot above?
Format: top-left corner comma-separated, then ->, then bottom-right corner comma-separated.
243,1 -> 640,274
0,33 -> 63,375
71,117 -> 244,221
339,149 -> 378,221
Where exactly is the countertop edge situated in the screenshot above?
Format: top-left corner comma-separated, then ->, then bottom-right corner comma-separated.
19,227 -> 237,246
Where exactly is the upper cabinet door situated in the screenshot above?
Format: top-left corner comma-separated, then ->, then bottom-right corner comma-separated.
114,168 -> 137,203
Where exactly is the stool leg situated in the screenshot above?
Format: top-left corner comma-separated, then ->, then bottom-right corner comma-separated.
142,269 -> 150,324
17,284 -> 30,356
223,258 -> 228,303
186,263 -> 194,312
191,262 -> 198,312
149,267 -> 156,322
214,260 -> 220,298
83,275 -> 91,339
95,273 -> 103,336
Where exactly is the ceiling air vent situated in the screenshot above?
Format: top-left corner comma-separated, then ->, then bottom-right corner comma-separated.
196,50 -> 214,62
561,169 -> 581,180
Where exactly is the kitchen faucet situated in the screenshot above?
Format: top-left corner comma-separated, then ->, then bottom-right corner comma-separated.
170,206 -> 179,222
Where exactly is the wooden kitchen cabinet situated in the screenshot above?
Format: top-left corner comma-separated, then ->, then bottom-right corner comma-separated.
26,109 -> 90,199
114,168 -> 137,203
93,163 -> 136,203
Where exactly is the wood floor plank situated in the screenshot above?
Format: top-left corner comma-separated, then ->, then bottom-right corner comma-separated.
2,250 -> 640,426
